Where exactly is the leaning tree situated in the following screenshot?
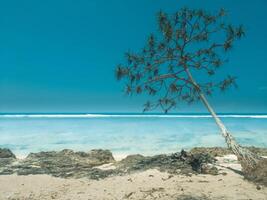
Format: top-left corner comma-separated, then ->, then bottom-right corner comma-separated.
115,8 -> 262,172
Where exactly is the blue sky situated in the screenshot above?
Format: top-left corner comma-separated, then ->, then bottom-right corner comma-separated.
0,0 -> 266,113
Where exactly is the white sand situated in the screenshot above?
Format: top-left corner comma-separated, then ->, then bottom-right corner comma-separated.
0,170 -> 266,200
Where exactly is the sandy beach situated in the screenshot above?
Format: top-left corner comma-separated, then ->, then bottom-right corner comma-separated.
0,151 -> 267,200
0,167 -> 266,200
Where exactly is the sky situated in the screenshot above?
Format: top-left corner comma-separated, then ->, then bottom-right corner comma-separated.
0,0 -> 266,113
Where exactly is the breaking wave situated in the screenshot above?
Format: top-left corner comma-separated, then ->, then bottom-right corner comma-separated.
0,114 -> 267,118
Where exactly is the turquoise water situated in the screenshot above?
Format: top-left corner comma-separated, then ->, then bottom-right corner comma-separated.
0,114 -> 266,157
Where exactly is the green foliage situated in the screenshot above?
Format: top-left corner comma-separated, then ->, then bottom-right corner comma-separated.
116,8 -> 244,112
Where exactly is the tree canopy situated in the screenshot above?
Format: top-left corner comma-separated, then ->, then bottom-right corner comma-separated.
116,8 -> 244,113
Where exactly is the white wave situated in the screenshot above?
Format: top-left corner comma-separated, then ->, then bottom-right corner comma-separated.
0,114 -> 267,118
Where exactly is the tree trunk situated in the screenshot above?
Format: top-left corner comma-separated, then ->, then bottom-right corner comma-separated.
184,68 -> 261,172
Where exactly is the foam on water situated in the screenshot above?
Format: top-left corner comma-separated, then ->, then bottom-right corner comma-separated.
1,114 -> 267,118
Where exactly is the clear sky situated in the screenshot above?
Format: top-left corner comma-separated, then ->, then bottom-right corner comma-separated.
0,0 -> 266,113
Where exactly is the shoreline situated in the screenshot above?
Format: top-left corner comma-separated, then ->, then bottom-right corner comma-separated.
12,146 -> 267,160
15,153 -> 129,161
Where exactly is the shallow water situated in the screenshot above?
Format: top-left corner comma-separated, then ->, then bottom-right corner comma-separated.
0,114 -> 266,157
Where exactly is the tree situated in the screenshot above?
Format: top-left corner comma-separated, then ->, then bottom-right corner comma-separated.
115,8 -> 262,172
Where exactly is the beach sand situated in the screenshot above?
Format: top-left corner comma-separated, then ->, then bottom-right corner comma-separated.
0,155 -> 266,200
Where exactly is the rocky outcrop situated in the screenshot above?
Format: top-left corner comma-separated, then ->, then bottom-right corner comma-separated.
0,148 -> 16,159
25,149 -> 115,167
243,158 -> 267,186
1,147 -> 267,185
16,149 -> 115,178
0,148 -> 218,179
116,150 -> 217,175
0,149 -> 115,178
0,148 -> 17,174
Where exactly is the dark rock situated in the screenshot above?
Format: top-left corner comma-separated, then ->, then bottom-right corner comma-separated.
118,154 -> 145,166
6,149 -> 115,178
243,158 -> 267,186
185,152 -> 216,173
0,167 -> 14,175
0,157 -> 16,167
116,150 -> 217,176
86,149 -> 115,165
117,153 -> 187,174
25,148 -> 115,166
0,149 -> 17,175
0,148 -> 16,159
84,168 -> 115,180
201,164 -> 218,175
0,148 -> 17,174
0,149 -> 218,179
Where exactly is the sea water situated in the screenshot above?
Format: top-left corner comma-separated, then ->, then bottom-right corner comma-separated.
0,113 -> 266,158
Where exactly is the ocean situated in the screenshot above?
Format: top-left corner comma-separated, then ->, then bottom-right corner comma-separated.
0,113 -> 266,158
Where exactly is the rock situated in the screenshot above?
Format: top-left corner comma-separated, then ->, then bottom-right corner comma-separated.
201,164 -> 218,175
243,158 -> 267,186
118,154 -> 145,166
185,152 -> 216,173
190,147 -> 232,157
12,149 -> 115,178
86,149 -> 115,165
116,150 -> 217,176
0,148 -> 17,175
0,157 -> 16,167
25,149 -> 115,166
118,153 -> 188,174
0,149 -> 218,179
0,148 -> 16,159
